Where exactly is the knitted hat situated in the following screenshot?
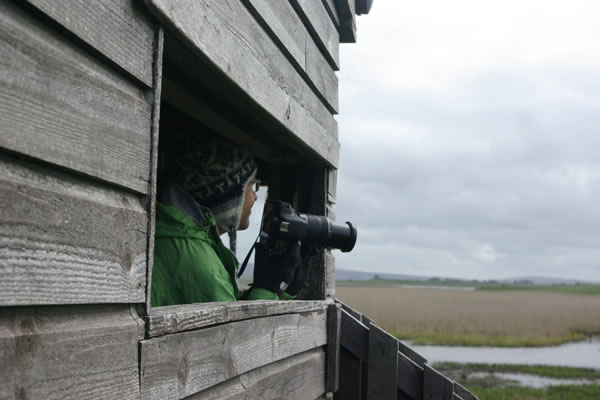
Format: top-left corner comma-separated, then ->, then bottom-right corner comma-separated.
176,137 -> 257,255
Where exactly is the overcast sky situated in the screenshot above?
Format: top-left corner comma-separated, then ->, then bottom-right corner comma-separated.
332,0 -> 600,281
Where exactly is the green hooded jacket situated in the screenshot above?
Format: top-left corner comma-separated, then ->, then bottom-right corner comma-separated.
151,195 -> 287,307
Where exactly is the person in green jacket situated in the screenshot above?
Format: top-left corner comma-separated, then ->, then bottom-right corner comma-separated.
151,135 -> 309,307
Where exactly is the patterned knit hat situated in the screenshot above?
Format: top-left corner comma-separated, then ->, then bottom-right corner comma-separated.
176,137 -> 257,255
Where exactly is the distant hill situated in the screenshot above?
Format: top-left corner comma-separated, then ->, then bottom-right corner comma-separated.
336,269 -> 600,286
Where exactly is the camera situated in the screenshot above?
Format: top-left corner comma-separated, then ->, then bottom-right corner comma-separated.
261,200 -> 357,256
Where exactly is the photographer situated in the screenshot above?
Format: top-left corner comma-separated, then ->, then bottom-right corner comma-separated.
151,135 -> 312,307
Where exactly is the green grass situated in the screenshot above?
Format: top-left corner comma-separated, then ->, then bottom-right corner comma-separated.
433,362 -> 600,380
391,331 -> 588,347
468,384 -> 600,400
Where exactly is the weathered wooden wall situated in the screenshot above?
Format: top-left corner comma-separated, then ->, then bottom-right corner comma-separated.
0,0 -> 157,397
0,0 -> 367,398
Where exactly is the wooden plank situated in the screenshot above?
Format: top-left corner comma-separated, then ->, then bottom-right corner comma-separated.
340,309 -> 368,360
423,364 -> 454,400
399,341 -> 427,368
146,0 -> 340,168
322,0 -> 340,27
145,300 -> 327,337
0,305 -> 144,400
328,168 -> 338,204
188,348 -> 326,400
290,0 -> 340,70
326,303 -> 342,393
454,382 -> 479,400
145,26 -> 164,313
0,0 -> 152,193
140,311 -> 328,399
0,152 -> 147,306
367,323 -> 399,400
336,298 -> 362,320
453,394 -> 465,400
334,347 -> 361,400
397,351 -> 424,400
244,0 -> 339,113
335,0 -> 357,43
25,0 -> 154,87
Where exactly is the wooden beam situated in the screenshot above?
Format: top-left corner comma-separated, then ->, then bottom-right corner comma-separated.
399,341 -> 427,368
397,352 -> 424,400
322,0 -> 340,27
244,0 -> 339,113
423,364 -> 454,400
0,305 -> 144,400
0,153 -> 147,306
454,382 -> 479,400
339,309 -> 368,360
335,0 -> 357,43
326,303 -> 342,393
188,348 -> 327,400
335,348 -> 362,400
290,0 -> 340,70
140,311 -> 328,399
145,26 -> 164,314
145,300 -> 327,337
367,323 -> 399,400
336,298 -> 362,320
0,0 -> 152,193
146,0 -> 340,168
24,0 -> 154,87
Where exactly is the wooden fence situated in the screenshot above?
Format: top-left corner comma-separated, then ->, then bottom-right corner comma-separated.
335,300 -> 479,400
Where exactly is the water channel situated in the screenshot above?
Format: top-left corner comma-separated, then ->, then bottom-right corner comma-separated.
406,336 -> 600,370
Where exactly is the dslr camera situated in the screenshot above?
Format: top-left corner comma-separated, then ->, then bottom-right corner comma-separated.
261,200 -> 357,257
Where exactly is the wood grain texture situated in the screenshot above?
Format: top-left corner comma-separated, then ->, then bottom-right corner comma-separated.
25,0 -> 154,87
140,311 -> 328,399
146,300 -> 328,337
339,308 -> 368,360
326,303 -> 342,393
335,347 -> 361,400
244,0 -> 339,113
0,305 -> 144,400
188,348 -> 326,400
328,168 -> 337,204
454,382 -> 479,400
423,364 -> 454,400
146,0 -> 340,168
367,323 -> 399,400
0,153 -> 147,306
397,351 -> 424,400
322,0 -> 340,27
145,26 -> 164,314
0,0 -> 152,193
290,0 -> 340,70
335,0 -> 357,43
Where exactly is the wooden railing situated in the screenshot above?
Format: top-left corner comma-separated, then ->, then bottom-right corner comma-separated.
334,300 -> 479,400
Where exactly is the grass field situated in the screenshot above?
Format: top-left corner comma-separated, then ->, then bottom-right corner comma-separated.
336,286 -> 600,346
466,384 -> 600,400
337,279 -> 600,295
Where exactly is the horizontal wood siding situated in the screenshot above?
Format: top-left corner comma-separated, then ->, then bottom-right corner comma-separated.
146,300 -> 328,337
0,305 -> 144,400
146,0 -> 340,168
0,153 -> 147,305
245,0 -> 339,112
290,0 -> 340,70
140,311 -> 327,399
188,348 -> 327,400
0,0 -> 152,193
24,0 -> 155,87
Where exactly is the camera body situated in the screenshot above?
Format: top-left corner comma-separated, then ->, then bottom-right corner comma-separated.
261,200 -> 357,257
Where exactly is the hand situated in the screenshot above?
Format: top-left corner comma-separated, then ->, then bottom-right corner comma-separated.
253,240 -> 302,294
285,244 -> 316,296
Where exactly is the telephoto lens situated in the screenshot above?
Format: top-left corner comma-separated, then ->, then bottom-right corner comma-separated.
305,215 -> 357,252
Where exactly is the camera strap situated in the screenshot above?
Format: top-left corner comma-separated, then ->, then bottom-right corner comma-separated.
237,233 -> 260,279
